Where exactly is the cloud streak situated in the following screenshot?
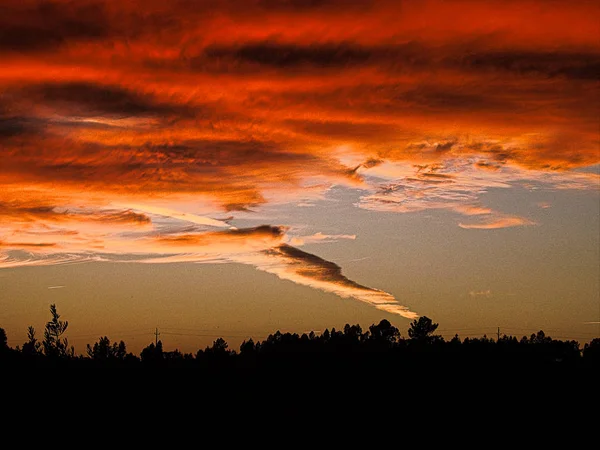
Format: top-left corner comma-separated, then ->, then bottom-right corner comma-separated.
0,221 -> 416,318
248,244 -> 416,318
469,290 -> 492,298
459,217 -> 535,230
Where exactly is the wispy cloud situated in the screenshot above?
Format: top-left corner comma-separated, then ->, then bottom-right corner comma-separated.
289,232 -> 356,246
0,221 -> 416,318
459,217 -> 535,230
358,156 -> 597,228
469,290 -> 492,298
113,203 -> 233,229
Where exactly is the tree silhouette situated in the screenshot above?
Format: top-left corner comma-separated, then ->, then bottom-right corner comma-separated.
528,330 -> 552,345
22,326 -> 42,357
206,337 -> 230,355
2,309 -> 597,375
368,319 -> 400,345
164,349 -> 185,363
343,324 -> 363,342
140,341 -> 164,363
240,338 -> 256,355
43,304 -> 74,358
0,327 -> 7,353
87,336 -> 127,361
408,316 -> 441,343
583,338 -> 600,363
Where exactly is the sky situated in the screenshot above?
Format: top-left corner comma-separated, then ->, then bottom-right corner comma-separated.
1,0 -> 599,354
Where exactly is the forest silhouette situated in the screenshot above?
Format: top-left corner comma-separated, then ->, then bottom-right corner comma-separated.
2,304 -> 598,372
3,303 -> 599,423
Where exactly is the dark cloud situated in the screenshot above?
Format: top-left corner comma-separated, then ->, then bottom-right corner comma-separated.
155,225 -> 285,245
197,41 -> 432,73
405,141 -> 456,154
452,51 -> 600,80
397,87 -> 513,112
256,0 -> 372,11
0,200 -> 152,225
200,39 -> 600,82
0,240 -> 56,248
0,117 -> 45,138
420,172 -> 454,180
348,158 -> 384,175
26,82 -> 197,119
223,203 -> 261,212
90,210 -> 151,225
0,0 -> 374,56
361,158 -> 384,169
475,161 -> 504,171
269,82 -> 524,121
226,225 -> 285,237
284,119 -> 402,140
268,244 -> 373,291
0,1 -> 110,52
257,0 -> 331,9
171,139 -> 311,165
0,201 -> 57,222
203,42 -> 374,69
22,230 -> 79,236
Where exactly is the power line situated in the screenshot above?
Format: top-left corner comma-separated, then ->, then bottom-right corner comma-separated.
67,330 -> 154,338
438,326 -> 597,335
161,326 -> 265,334
438,328 -> 498,332
502,327 -> 597,334
68,332 -> 153,340
161,331 -> 268,339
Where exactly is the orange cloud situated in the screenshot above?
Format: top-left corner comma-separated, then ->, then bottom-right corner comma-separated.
0,241 -> 57,248
459,217 -> 536,230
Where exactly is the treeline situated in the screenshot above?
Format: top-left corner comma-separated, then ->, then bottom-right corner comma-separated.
1,304 -> 599,370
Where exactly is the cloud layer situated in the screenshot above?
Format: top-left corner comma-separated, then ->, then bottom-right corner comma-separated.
1,0 -> 598,316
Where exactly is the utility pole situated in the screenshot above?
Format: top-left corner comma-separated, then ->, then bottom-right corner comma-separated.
497,327 -> 500,341
155,327 -> 160,346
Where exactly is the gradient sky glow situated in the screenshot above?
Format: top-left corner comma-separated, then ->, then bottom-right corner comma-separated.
1,0 -> 599,353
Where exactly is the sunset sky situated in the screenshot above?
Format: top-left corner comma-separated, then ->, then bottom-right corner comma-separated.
1,0 -> 598,353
